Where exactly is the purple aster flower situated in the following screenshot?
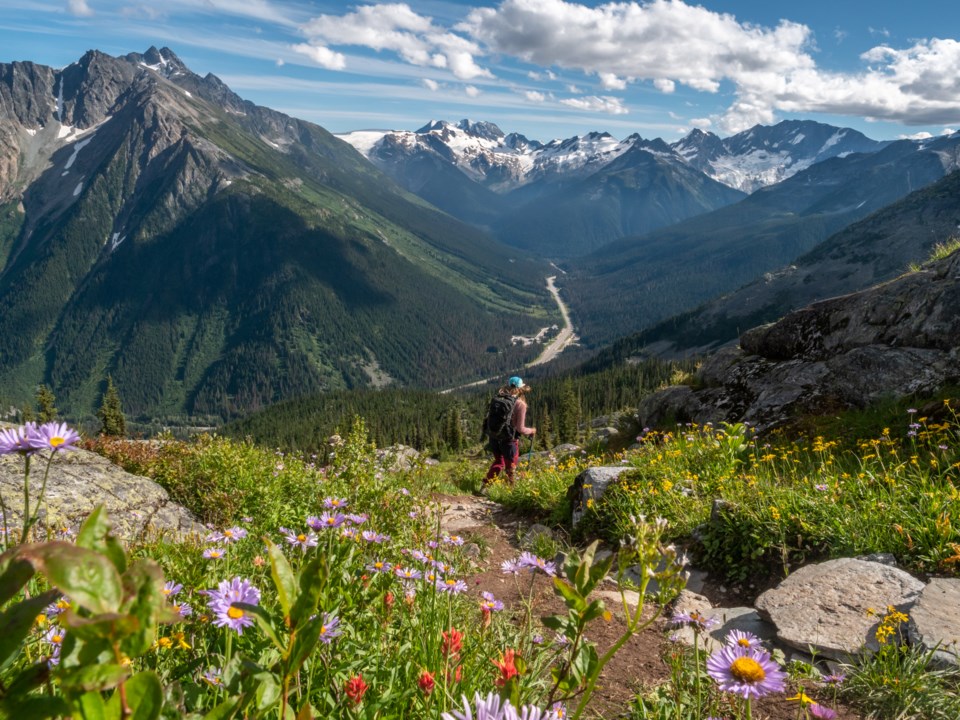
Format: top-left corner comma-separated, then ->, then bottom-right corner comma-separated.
323,497 -> 348,509
808,704 -> 837,720
480,591 -> 504,613
394,566 -> 422,580
436,578 -> 468,594
317,612 -> 342,644
671,609 -> 719,632
821,673 -> 846,685
408,511 -> 418,519
206,526 -> 247,543
408,549 -> 430,563
400,487 -> 410,495
361,530 -> 384,543
345,513 -> 368,525
202,547 -> 227,560
30,422 -> 81,453
433,560 -> 455,575
0,423 -> 39,455
279,527 -> 318,551
706,645 -> 786,699
814,483 -> 829,492
173,602 -> 193,618
531,634 -> 544,645
725,629 -> 761,649
444,534 -> 465,546
548,702 -> 567,719
340,527 -> 358,539
318,512 -> 346,529
206,577 -> 261,635
306,515 -> 324,531
163,581 -> 183,598
202,668 -> 224,687
441,692 -> 509,720
501,558 -> 523,574
367,560 -> 392,574
517,551 -> 557,576
427,539 -> 439,549
907,408 -> 918,414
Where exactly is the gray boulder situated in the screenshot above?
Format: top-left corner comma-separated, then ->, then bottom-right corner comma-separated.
0,448 -> 205,542
907,578 -> 960,668
570,466 -> 632,526
755,558 -> 925,660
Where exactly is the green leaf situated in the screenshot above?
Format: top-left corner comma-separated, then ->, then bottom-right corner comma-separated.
585,554 -> 615,596
0,589 -> 58,670
58,662 -> 130,693
540,614 -> 568,632
0,549 -> 36,606
202,698 -> 241,720
73,690 -> 108,720
253,670 -> 281,711
287,614 -> 323,672
119,559 -> 166,658
105,671 -> 163,720
290,556 -> 325,626
2,695 -> 71,719
232,602 -> 285,652
581,599 -> 606,624
574,541 -> 600,594
76,506 -> 128,575
0,662 -> 53,701
22,543 -> 123,614
265,539 -> 297,620
552,577 -> 586,612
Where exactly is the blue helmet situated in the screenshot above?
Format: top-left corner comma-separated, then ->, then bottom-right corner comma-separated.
508,376 -> 524,388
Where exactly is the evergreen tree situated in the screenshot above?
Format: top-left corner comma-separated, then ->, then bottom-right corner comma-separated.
539,407 -> 555,448
97,376 -> 126,437
35,384 -> 58,423
557,380 -> 580,444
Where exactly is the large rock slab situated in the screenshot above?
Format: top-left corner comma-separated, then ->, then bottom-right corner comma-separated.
0,448 -> 205,542
755,558 -> 925,660
670,590 -> 777,653
908,578 -> 960,668
570,466 -> 632,526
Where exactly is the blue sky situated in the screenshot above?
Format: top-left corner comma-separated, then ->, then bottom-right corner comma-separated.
2,0 -> 959,143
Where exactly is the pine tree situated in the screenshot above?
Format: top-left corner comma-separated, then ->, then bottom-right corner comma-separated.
97,376 -> 127,437
35,384 -> 58,423
539,407 -> 554,448
557,380 -> 580,444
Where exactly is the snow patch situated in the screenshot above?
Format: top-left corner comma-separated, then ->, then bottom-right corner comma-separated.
336,130 -> 388,156
57,124 -> 75,139
184,90 -> 192,98
109,232 -> 126,250
54,74 -> 64,122
819,131 -> 845,154
25,128 -> 37,137
790,133 -> 805,145
73,182 -> 83,197
63,134 -> 94,170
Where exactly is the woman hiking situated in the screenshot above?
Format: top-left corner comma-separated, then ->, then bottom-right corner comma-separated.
482,375 -> 536,489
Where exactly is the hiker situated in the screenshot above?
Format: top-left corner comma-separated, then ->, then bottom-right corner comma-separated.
482,376 -> 536,488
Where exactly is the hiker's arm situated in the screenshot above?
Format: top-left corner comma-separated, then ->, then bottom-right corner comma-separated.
512,401 -> 536,436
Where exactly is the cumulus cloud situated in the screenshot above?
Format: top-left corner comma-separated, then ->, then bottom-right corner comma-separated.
464,85 -> 481,97
459,0 -> 960,131
291,43 -> 346,70
525,90 -> 546,102
299,3 -> 492,80
653,78 -> 675,93
560,95 -> 628,114
899,131 -> 932,140
422,78 -> 440,91
690,117 -> 712,128
67,0 -> 93,16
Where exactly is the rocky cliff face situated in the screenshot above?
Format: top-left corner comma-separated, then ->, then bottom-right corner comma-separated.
638,249 -> 960,431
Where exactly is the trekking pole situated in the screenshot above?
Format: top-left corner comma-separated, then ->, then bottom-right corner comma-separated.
526,433 -> 536,464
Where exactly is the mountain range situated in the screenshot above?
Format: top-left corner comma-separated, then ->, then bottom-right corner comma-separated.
3,45 -> 960,424
0,47 -> 552,419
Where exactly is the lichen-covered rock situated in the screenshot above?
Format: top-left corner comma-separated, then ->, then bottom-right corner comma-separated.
0,448 -> 205,541
639,251 -> 960,431
570,466 -> 632,526
907,578 -> 960,668
755,558 -> 925,660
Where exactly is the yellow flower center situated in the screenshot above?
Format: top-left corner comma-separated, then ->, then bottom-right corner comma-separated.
227,606 -> 245,620
51,634 -> 63,644
224,530 -> 234,537
320,625 -> 327,635
50,436 -> 65,447
297,534 -> 306,542
737,638 -> 751,647
730,657 -> 766,683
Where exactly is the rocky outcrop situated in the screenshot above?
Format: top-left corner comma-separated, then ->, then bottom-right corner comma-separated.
0,448 -> 205,541
570,466 -> 633,526
907,578 -> 960,668
638,250 -> 960,431
755,558 -> 925,661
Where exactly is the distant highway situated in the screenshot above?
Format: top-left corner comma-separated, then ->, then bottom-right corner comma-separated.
528,276 -> 576,366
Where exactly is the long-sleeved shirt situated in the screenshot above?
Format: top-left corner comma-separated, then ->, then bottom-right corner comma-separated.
511,399 -> 535,437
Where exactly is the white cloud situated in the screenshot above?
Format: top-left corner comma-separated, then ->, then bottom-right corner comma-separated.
525,90 -> 546,102
291,43 -> 346,70
566,84 -> 581,93
422,78 -> 439,91
690,117 -> 712,128
869,26 -> 891,38
464,85 -> 481,97
299,3 -> 492,81
275,58 -> 285,67
460,0 -> 960,131
899,131 -> 932,140
67,0 -> 93,16
833,27 -> 848,44
653,78 -> 675,93
598,72 -> 626,90
559,95 -> 628,114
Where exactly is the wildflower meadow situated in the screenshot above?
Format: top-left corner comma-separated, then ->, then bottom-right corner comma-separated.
2,401 -> 960,719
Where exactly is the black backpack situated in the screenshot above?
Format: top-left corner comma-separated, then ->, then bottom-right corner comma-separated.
484,393 -> 518,440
